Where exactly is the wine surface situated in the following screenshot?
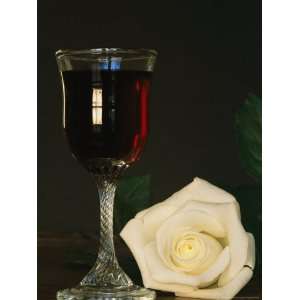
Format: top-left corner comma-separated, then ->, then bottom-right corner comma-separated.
62,70 -> 152,166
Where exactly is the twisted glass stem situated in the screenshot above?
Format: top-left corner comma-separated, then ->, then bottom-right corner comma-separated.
80,162 -> 132,288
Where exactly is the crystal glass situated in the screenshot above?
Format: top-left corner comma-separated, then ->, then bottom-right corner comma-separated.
55,48 -> 157,300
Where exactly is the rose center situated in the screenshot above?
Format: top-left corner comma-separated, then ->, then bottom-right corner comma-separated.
174,234 -> 205,260
169,230 -> 223,274
172,231 -> 207,264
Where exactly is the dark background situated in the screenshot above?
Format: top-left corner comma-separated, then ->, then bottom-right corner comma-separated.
38,0 -> 261,232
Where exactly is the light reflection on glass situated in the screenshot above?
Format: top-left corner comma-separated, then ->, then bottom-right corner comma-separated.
99,57 -> 121,70
92,88 -> 103,125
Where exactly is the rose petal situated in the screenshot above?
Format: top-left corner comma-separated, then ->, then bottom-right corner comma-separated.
135,207 -> 150,219
120,219 -> 194,293
179,200 -> 248,286
175,267 -> 253,299
246,233 -> 256,269
143,279 -> 194,293
157,211 -> 226,239
145,241 -> 231,288
165,178 -> 235,205
216,204 -> 248,286
141,203 -> 179,240
120,219 -> 152,285
164,178 -> 241,219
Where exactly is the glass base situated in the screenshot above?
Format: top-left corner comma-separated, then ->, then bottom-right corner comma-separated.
57,285 -> 156,300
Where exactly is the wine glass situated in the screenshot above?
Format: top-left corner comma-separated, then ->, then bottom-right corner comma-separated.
55,48 -> 157,300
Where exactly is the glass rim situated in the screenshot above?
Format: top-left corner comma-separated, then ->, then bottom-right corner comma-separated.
55,48 -> 158,60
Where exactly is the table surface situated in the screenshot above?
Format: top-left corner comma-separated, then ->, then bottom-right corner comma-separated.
38,232 -> 261,300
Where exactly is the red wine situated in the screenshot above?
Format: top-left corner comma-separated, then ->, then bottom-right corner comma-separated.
62,70 -> 152,167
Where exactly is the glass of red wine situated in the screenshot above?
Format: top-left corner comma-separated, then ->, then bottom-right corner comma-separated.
55,48 -> 157,300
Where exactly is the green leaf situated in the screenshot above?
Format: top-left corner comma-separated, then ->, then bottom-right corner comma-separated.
114,175 -> 151,234
235,94 -> 262,181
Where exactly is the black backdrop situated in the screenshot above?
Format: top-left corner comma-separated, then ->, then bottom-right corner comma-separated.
38,0 -> 261,232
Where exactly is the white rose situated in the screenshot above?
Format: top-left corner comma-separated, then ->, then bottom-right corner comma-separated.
120,178 -> 255,300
